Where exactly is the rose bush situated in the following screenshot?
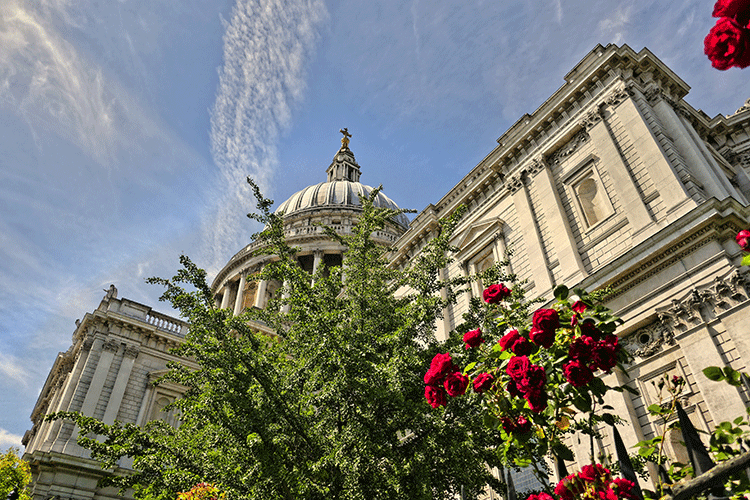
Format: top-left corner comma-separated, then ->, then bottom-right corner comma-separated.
423,280 -> 632,495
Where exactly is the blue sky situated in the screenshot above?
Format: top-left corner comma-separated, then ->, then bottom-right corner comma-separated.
0,0 -> 747,448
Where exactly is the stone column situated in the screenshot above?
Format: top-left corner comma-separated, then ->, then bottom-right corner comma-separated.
651,97 -> 731,200
254,279 -> 268,309
280,280 -> 290,313
233,273 -> 246,315
311,250 -> 323,284
101,344 -> 140,425
49,334 -> 97,452
617,88 -> 694,216
529,156 -> 587,284
468,262 -> 482,298
220,283 -> 231,309
508,173 -> 554,295
582,108 -> 652,237
61,337 -> 119,454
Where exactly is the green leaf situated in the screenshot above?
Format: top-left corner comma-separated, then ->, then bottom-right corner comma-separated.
601,413 -> 616,426
742,253 -> 750,267
647,404 -> 668,416
703,366 -> 725,381
573,393 -> 592,413
551,443 -> 575,461
553,285 -> 569,301
464,362 -> 477,373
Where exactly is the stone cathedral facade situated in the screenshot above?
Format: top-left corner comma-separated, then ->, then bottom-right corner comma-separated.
23,44 -> 750,499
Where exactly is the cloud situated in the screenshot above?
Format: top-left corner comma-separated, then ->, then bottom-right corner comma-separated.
0,428 -> 24,449
597,4 -> 633,45
204,0 -> 328,273
0,353 -> 30,387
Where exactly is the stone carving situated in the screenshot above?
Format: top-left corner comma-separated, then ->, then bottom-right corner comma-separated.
734,97 -> 750,115
605,85 -> 631,106
624,321 -> 675,359
124,345 -> 140,358
82,334 -> 95,351
528,156 -> 547,176
548,129 -> 590,165
103,284 -> 117,301
643,85 -> 663,104
578,109 -> 603,131
103,339 -> 119,352
505,173 -> 525,193
657,271 -> 750,333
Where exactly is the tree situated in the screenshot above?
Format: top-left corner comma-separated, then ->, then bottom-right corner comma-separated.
51,180 -> 502,499
0,447 -> 31,500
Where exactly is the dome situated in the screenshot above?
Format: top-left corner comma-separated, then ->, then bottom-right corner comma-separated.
274,129 -> 409,228
275,180 -> 410,228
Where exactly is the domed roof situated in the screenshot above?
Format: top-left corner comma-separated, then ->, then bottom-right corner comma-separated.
275,180 -> 410,228
274,129 -> 409,228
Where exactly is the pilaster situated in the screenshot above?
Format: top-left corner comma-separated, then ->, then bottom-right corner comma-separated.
529,156 -> 586,284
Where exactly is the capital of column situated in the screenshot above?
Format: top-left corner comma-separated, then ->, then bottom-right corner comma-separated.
504,173 -> 525,194
579,108 -> 603,131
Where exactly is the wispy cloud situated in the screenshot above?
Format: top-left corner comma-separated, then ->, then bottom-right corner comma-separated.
204,0 -> 328,273
597,4 -> 633,45
0,353 -> 30,387
0,428 -> 24,449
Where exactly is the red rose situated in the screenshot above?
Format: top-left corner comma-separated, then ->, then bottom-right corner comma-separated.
472,372 -> 495,393
425,352 -> 455,385
425,385 -> 447,408
571,300 -> 587,314
499,330 -> 535,355
444,371 -> 469,397
463,328 -> 484,349
527,494 -> 554,500
517,365 -> 546,393
501,416 -> 516,433
737,229 -> 750,250
591,340 -> 618,373
554,479 -> 575,500
524,388 -> 548,412
506,355 -> 531,380
498,329 -> 520,351
579,463 -> 610,483
568,336 -> 595,361
612,478 -> 638,500
529,327 -> 556,348
563,359 -> 594,387
579,319 -> 602,340
515,415 -> 532,434
705,17 -> 750,70
483,283 -> 511,304
713,0 -> 750,25
532,308 -> 560,332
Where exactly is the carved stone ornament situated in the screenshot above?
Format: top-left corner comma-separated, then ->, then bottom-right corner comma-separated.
643,85 -> 663,104
623,321 -> 676,359
103,339 -> 120,352
124,345 -> 141,358
82,334 -> 95,351
656,271 -> 750,334
605,85 -> 631,107
528,156 -> 547,176
548,129 -> 590,166
505,173 -> 525,193
734,97 -> 750,115
578,109 -> 603,131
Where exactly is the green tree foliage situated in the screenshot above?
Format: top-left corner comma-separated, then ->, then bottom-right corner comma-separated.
0,447 -> 31,500
50,180 -> 502,499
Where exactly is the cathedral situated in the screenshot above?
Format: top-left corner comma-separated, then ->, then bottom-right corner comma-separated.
23,44 -> 750,499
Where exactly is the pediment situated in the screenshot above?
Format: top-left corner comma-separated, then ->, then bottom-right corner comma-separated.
453,218 -> 504,256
